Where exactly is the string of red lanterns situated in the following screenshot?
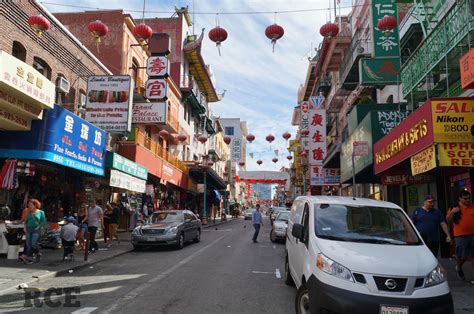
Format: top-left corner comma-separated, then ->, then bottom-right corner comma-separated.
265,134 -> 275,143
265,23 -> 284,52
177,134 -> 187,142
208,26 -> 228,56
223,136 -> 231,145
272,158 -> 278,163
256,160 -> 263,165
88,20 -> 108,50
27,15 -> 50,37
246,134 -> 255,143
197,136 -> 208,144
320,22 -> 339,39
377,15 -> 397,36
282,132 -> 291,140
133,23 -> 153,45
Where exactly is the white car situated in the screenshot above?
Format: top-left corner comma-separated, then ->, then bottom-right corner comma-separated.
285,196 -> 453,314
270,210 -> 290,242
244,209 -> 254,220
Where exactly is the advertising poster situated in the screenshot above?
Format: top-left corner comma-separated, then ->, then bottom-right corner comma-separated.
85,75 -> 133,133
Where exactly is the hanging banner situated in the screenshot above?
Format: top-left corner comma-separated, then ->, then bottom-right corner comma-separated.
359,57 -> 401,85
410,145 -> 436,175
85,75 -> 133,133
132,102 -> 166,124
438,143 -> 474,167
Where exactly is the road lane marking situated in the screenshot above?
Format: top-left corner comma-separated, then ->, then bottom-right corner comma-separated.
102,235 -> 226,313
251,271 -> 275,274
202,229 -> 232,232
71,307 -> 98,314
275,269 -> 281,279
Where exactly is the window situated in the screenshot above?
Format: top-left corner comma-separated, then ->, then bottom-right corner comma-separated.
12,41 -> 26,62
33,57 -> 51,79
225,127 -> 234,136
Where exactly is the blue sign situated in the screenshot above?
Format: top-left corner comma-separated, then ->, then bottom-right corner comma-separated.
0,105 -> 107,176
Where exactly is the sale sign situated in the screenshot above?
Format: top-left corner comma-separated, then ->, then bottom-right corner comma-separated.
438,143 -> 474,167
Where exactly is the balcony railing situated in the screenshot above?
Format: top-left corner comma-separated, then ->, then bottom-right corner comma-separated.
126,128 -> 188,173
339,33 -> 372,85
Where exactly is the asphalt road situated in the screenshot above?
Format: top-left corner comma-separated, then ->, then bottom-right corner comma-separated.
0,216 -> 296,313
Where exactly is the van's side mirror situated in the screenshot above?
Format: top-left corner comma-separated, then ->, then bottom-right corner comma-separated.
292,223 -> 305,241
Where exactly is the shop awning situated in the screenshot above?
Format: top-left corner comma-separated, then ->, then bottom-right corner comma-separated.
188,165 -> 227,191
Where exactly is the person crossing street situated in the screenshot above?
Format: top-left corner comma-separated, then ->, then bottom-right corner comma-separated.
252,204 -> 263,243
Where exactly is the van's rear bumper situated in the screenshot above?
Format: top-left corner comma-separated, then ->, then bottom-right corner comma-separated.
307,275 -> 453,314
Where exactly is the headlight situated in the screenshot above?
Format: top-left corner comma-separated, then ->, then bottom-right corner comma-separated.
317,253 -> 354,282
425,264 -> 447,287
167,226 -> 178,234
132,228 -> 140,236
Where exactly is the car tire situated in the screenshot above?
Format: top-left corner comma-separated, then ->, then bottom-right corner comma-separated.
284,255 -> 295,286
295,283 -> 310,314
193,229 -> 201,243
270,230 -> 277,243
176,233 -> 185,249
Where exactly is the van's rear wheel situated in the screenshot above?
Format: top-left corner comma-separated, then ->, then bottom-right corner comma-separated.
295,284 -> 310,314
284,255 -> 295,286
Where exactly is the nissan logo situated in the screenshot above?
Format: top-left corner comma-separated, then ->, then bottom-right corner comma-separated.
385,279 -> 398,290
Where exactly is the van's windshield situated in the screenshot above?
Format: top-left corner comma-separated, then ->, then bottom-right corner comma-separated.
314,204 -> 422,245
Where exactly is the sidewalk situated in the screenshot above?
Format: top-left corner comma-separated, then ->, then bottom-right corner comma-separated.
439,258 -> 474,313
0,216 -> 233,296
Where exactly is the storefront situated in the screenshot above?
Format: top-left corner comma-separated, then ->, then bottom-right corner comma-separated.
105,152 -> 148,230
374,98 -> 474,216
0,104 -> 107,220
340,105 -> 410,198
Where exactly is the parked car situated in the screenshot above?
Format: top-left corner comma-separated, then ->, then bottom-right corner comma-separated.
270,207 -> 290,225
244,209 -> 254,220
131,210 -> 201,250
270,210 -> 290,243
285,196 -> 453,314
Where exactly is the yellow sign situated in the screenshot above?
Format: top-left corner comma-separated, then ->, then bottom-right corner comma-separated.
438,143 -> 474,167
431,99 -> 474,143
410,145 -> 436,175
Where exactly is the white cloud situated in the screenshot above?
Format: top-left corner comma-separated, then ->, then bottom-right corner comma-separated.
45,0 -> 350,171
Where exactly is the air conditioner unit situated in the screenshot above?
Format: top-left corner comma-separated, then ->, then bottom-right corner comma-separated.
57,77 -> 70,94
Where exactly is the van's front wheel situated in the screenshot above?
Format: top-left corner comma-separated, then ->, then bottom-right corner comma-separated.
295,284 -> 310,314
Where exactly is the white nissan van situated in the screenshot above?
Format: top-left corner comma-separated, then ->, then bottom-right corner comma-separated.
285,196 -> 453,314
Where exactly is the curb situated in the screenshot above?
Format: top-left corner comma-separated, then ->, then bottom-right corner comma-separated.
0,245 -> 133,296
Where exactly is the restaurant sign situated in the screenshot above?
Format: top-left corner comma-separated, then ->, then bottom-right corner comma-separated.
132,102 -> 166,124
0,51 -> 55,130
410,145 -> 436,176
438,143 -> 474,167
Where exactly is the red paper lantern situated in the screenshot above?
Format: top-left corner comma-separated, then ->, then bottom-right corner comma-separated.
282,132 -> 291,140
301,129 -> 310,136
177,134 -> 187,142
28,15 -> 50,37
265,135 -> 275,143
287,155 -> 293,161
88,20 -> 109,44
133,23 -> 153,44
265,24 -> 284,52
320,22 -> 339,39
257,160 -> 263,165
159,129 -> 170,138
223,136 -> 231,145
209,26 -> 228,55
197,136 -> 208,143
377,15 -> 397,36
238,161 -> 245,167
272,158 -> 278,163
246,134 -> 255,143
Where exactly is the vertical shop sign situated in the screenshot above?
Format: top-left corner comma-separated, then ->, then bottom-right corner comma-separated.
85,75 -> 133,133
231,138 -> 242,161
300,101 -> 310,150
460,49 -> 474,89
145,54 -> 169,101
146,56 -> 169,77
372,0 -> 400,58
308,107 -> 326,186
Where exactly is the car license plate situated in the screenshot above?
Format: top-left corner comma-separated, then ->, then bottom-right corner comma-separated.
380,305 -> 408,314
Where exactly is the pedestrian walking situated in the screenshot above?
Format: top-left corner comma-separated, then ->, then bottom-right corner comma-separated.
446,190 -> 474,281
87,200 -> 103,253
60,216 -> 78,261
411,195 -> 451,257
76,204 -> 88,250
252,204 -> 263,243
106,202 -> 120,247
103,204 -> 112,243
23,199 -> 45,264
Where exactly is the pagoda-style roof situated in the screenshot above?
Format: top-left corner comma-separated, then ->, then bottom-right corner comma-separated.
183,30 -> 220,103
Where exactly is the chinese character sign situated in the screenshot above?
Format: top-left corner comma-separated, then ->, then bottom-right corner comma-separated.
372,0 -> 400,58
145,78 -> 168,100
308,108 -> 327,166
300,101 -> 310,150
231,138 -> 242,161
146,56 -> 169,77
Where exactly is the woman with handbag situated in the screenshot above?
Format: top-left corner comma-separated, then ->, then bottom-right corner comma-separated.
24,199 -> 45,264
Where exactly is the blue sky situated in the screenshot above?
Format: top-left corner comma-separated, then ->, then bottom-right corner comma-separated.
43,0 -> 352,171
